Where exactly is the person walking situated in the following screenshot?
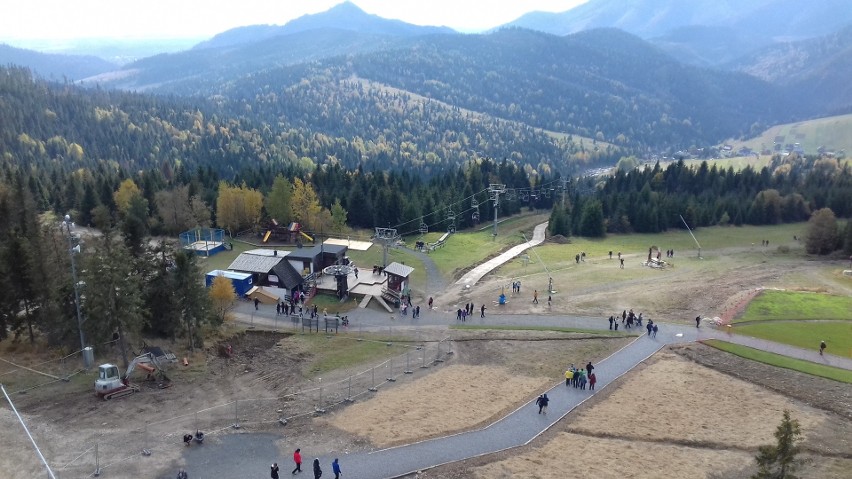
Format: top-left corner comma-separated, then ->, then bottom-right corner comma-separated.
535,394 -> 544,414
331,458 -> 341,479
586,361 -> 594,377
254,297 -> 260,310
480,304 -> 486,318
177,469 -> 188,479
533,290 -> 539,304
271,463 -> 280,479
292,449 -> 302,474
820,340 -> 827,356
540,393 -> 549,413
652,324 -> 658,337
608,315 -> 614,330
565,368 -> 573,386
646,321 -> 653,336
589,372 -> 597,391
695,315 -> 701,328
313,458 -> 322,479
620,257 -> 624,268
428,296 -> 433,309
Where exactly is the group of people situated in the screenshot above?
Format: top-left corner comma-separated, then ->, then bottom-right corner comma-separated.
574,252 -> 586,263
511,280 -> 522,293
535,361 -> 598,415
277,300 -> 318,318
282,449 -> 342,479
608,309 -> 644,330
565,362 -> 597,390
456,302 -> 485,320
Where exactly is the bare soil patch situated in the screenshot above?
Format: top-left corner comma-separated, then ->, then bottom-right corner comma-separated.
325,364 -> 550,447
567,352 -> 847,451
323,334 -> 631,447
474,433 -> 754,479
674,342 -> 852,421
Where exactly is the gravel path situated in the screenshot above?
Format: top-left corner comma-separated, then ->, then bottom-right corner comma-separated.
454,222 -> 548,287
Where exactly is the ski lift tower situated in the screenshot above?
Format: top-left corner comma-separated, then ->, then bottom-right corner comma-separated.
489,184 -> 506,238
375,227 -> 400,268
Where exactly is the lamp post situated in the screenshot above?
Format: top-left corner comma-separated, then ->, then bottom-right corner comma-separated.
63,214 -> 87,360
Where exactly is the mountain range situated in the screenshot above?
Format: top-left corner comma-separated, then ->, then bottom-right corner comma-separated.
2,0 -> 851,159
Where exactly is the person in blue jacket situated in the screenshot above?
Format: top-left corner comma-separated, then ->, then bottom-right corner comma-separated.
331,458 -> 341,479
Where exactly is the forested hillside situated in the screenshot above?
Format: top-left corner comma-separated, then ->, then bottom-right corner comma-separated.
139,28 -> 794,153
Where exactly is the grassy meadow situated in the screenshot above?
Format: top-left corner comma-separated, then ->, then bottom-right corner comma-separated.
422,213 -> 549,279
725,113 -> 852,156
736,290 -> 852,322
287,333 -> 411,377
730,290 -> 852,359
496,222 -> 808,285
733,322 -> 852,359
704,340 -> 852,383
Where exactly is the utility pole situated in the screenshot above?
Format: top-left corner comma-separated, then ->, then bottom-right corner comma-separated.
488,184 -> 506,238
374,228 -> 399,267
63,215 -> 87,359
561,177 -> 569,208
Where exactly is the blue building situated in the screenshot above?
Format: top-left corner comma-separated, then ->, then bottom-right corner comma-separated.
205,270 -> 253,297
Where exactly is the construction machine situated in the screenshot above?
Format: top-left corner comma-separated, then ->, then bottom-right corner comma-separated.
94,352 -> 171,400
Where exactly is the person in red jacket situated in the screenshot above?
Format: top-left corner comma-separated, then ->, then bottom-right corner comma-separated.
292,448 -> 302,474
589,373 -> 597,391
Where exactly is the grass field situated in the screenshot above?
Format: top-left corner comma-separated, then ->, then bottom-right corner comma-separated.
497,222 -> 807,281
726,113 -> 852,157
425,213 -> 549,279
736,290 -> 852,322
733,322 -> 852,359
704,340 -> 852,383
286,333 -> 409,377
450,324 -> 637,336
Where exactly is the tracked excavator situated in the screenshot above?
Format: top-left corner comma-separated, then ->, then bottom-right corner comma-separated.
94,352 -> 171,400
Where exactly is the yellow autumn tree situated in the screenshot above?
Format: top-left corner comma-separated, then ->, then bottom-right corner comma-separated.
113,178 -> 142,215
209,274 -> 237,323
216,181 -> 263,234
290,178 -> 324,231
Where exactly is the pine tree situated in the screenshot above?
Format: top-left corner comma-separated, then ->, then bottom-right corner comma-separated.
82,228 -> 145,368
752,410 -> 807,479
172,250 -> 211,351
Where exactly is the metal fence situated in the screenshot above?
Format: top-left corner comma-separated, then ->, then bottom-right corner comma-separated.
15,333 -> 454,478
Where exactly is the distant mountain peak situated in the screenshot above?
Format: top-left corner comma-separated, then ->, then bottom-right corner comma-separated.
194,1 -> 453,51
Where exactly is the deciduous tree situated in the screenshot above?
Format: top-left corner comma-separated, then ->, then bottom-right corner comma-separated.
805,208 -> 839,255
209,274 -> 236,324
113,178 -> 142,215
216,181 -> 263,234
266,175 -> 293,224
290,178 -> 324,231
330,198 -> 348,235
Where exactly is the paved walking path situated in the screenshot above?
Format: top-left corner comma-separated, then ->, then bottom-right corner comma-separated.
454,222 -> 548,287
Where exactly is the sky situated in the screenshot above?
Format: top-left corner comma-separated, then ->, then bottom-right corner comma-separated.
1,0 -> 587,41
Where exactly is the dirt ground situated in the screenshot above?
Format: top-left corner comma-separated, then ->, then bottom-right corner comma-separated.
324,364 -> 550,447
413,352 -> 852,479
